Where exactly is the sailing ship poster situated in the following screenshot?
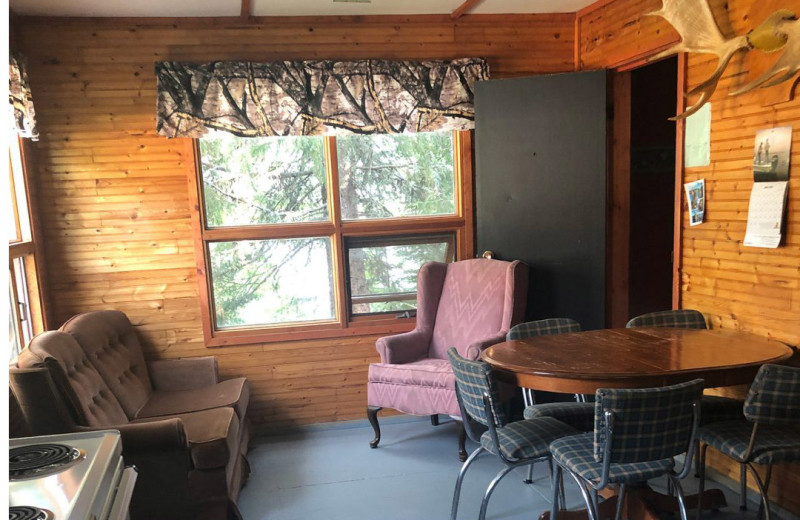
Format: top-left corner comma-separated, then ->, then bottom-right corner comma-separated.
752,126 -> 792,182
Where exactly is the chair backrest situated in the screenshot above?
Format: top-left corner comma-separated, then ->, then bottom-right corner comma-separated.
428,258 -> 527,360
447,348 -> 506,428
507,318 -> 581,340
593,379 -> 703,464
626,309 -> 707,329
17,331 -> 130,427
744,364 -> 800,425
60,310 -> 153,419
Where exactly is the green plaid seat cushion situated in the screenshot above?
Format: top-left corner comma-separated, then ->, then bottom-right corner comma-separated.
524,402 -> 595,432
699,420 -> 800,464
625,309 -> 706,329
551,433 -> 675,484
507,318 -> 581,340
481,417 -> 578,459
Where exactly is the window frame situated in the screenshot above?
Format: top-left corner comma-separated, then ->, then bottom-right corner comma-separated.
185,131 -> 474,347
8,136 -> 47,359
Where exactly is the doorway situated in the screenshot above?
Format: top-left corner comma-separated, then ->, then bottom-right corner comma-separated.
608,56 -> 679,326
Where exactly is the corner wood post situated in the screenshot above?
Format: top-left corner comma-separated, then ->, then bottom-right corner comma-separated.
367,406 -> 382,448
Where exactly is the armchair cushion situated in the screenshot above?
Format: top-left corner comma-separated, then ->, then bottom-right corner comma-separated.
149,357 -> 219,391
368,359 -> 460,416
136,377 -> 250,422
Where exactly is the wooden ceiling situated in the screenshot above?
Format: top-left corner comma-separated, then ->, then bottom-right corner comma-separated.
10,0 -> 597,18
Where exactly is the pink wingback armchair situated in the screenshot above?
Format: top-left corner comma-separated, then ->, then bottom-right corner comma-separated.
366,258 -> 528,460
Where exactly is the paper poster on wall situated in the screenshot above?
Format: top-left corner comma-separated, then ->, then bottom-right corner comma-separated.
752,126 -> 792,182
684,179 -> 705,226
744,126 -> 791,248
684,103 -> 711,168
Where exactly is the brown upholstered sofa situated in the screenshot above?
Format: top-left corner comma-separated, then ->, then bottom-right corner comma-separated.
10,310 -> 252,520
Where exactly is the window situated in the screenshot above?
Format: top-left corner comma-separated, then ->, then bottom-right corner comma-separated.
8,136 -> 44,361
189,130 -> 473,346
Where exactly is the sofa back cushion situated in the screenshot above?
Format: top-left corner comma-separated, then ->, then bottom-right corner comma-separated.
61,311 -> 153,419
18,331 -> 129,427
428,259 -> 516,360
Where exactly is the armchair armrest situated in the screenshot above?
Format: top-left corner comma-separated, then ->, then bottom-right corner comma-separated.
376,330 -> 430,364
75,419 -> 189,454
148,357 -> 219,391
465,331 -> 508,360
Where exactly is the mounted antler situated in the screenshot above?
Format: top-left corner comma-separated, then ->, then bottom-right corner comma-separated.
648,0 -> 800,120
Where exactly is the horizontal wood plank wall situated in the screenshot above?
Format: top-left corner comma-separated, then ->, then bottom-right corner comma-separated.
15,14 -> 575,434
578,0 -> 799,514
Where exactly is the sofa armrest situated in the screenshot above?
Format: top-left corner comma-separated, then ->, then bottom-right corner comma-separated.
148,357 -> 219,391
465,331 -> 508,360
75,419 -> 189,454
376,330 -> 430,364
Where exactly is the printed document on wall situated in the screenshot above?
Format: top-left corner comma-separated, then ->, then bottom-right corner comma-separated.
743,181 -> 789,248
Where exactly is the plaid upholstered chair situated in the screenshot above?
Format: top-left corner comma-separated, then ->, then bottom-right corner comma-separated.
447,348 -> 578,520
549,379 -> 704,520
507,318 -> 582,407
696,364 -> 800,520
625,309 -> 707,329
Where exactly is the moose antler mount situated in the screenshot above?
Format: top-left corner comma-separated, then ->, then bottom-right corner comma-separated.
648,0 -> 800,119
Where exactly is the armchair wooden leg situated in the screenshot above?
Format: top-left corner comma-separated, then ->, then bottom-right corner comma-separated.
458,421 -> 468,462
367,406 -> 382,448
431,414 -> 440,426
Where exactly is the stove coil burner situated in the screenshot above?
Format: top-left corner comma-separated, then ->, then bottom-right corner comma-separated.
9,443 -> 86,480
9,506 -> 54,520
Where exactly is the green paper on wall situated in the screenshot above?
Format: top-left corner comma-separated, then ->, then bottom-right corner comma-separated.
684,103 -> 711,168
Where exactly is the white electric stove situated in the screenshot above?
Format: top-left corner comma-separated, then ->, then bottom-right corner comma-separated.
9,430 -> 137,520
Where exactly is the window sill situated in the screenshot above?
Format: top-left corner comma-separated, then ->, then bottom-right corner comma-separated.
204,318 -> 416,347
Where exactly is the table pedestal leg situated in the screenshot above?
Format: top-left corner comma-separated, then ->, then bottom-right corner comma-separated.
537,486 -> 727,520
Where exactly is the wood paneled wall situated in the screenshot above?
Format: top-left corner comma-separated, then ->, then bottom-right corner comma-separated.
15,14 -> 575,434
577,0 -> 799,513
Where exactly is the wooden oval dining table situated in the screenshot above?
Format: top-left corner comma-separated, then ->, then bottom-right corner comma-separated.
481,327 -> 794,520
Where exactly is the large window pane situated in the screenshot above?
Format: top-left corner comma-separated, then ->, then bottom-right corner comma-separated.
8,164 -> 21,243
209,238 -> 335,328
9,285 -> 22,362
337,132 -> 455,220
347,234 -> 455,315
199,132 -> 328,227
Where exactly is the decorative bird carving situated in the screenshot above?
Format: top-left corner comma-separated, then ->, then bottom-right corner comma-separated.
647,0 -> 799,119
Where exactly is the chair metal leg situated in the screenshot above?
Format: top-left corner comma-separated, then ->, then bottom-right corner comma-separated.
745,462 -> 772,520
551,464 -> 563,520
367,406 -> 382,448
669,474 -> 690,520
614,484 -> 626,520
740,463 -> 748,510
451,447 -> 485,520
525,461 -> 536,484
696,443 -> 708,520
758,462 -> 773,520
564,467 -> 598,520
458,421 -> 468,462
478,465 -> 518,520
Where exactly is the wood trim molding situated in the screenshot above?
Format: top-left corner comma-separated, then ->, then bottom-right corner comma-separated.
672,52 -> 687,310
451,0 -> 484,20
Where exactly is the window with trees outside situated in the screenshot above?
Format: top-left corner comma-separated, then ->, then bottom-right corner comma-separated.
8,136 -> 44,361
189,130 -> 473,346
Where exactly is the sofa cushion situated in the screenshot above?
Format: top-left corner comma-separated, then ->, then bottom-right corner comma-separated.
61,311 -> 153,419
18,331 -> 129,427
133,407 -> 239,470
136,378 -> 250,422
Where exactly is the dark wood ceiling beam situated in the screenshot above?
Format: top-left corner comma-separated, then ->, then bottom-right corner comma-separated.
451,0 -> 483,19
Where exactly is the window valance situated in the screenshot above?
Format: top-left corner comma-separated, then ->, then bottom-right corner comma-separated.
9,52 -> 39,141
155,58 -> 489,138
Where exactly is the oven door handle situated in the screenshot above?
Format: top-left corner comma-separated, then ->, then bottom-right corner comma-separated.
106,466 -> 138,520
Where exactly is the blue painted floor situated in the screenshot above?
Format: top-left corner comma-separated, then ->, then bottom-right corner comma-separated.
238,416 -> 795,520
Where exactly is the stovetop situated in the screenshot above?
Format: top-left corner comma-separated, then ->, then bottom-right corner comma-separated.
9,430 -> 123,520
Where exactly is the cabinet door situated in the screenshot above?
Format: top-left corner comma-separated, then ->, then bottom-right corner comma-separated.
475,70 -> 607,330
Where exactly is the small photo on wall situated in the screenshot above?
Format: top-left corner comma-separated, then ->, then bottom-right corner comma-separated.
684,179 -> 705,226
753,126 -> 792,182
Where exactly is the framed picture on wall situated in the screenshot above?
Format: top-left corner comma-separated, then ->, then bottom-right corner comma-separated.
684,179 -> 705,226
753,126 -> 792,182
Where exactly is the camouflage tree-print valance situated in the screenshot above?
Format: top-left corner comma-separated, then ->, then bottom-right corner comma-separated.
155,58 -> 489,138
9,52 -> 38,141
